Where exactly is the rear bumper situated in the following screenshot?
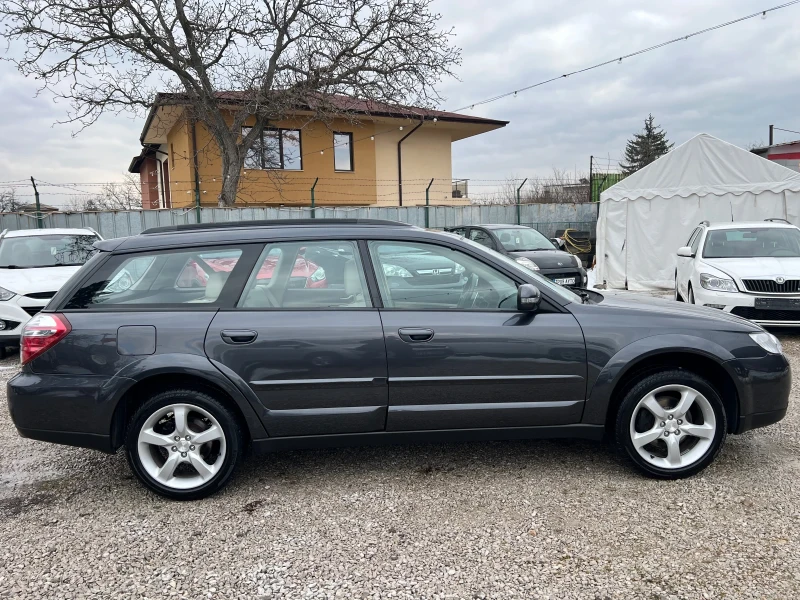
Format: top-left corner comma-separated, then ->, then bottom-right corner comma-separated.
7,371 -> 128,452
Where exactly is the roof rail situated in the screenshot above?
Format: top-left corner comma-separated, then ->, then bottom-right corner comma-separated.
141,218 -> 413,235
765,218 -> 791,224
699,220 -> 710,226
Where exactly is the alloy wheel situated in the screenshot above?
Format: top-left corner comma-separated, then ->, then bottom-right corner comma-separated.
136,403 -> 227,490
629,384 -> 716,470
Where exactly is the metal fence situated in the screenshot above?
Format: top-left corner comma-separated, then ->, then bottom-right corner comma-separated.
0,203 -> 598,240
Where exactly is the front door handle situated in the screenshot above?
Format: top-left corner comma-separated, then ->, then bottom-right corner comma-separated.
221,330 -> 258,345
398,328 -> 434,343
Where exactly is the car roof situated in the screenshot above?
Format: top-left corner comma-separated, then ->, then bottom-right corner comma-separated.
705,221 -> 798,230
98,219 -> 423,252
471,224 -> 531,230
2,227 -> 98,238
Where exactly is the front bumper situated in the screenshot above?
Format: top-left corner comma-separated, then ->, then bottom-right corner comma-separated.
0,295 -> 48,341
727,352 -> 791,434
692,287 -> 800,327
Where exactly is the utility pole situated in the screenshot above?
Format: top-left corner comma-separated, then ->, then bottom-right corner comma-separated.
588,156 -> 593,203
310,178 -> 319,218
769,124 -> 774,146
516,178 -> 528,225
30,177 -> 42,229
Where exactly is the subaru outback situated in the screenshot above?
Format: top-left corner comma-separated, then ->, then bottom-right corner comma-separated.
7,220 -> 790,499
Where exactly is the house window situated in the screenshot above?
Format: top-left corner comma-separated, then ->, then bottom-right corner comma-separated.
333,132 -> 353,171
243,127 -> 302,171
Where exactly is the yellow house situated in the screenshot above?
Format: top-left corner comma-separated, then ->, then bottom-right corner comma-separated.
128,93 -> 507,209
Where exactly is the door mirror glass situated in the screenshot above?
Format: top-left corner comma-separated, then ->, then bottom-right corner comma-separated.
517,284 -> 541,311
677,246 -> 694,258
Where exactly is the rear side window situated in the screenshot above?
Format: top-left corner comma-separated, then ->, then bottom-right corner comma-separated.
64,247 -> 248,309
238,240 -> 370,309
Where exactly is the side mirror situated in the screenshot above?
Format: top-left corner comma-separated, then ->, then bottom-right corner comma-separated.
517,284 -> 541,312
677,246 -> 694,258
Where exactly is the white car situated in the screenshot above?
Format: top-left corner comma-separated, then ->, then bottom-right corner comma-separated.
675,219 -> 800,326
0,228 -> 102,352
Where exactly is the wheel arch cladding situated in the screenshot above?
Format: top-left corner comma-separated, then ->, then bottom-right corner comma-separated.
109,370 -> 267,450
585,338 -> 740,434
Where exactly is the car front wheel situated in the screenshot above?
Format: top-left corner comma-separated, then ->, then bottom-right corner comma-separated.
125,389 -> 244,500
615,370 -> 726,479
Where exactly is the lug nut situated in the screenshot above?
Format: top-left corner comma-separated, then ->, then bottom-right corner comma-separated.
185,436 -> 191,441
171,446 -> 177,452
677,419 -> 683,425
190,445 -> 195,451
660,422 -> 666,427
174,436 -> 180,441
181,452 -> 187,458
675,430 -> 681,435
668,415 -> 674,420
664,431 -> 670,437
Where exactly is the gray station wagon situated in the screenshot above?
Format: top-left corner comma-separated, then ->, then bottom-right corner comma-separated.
7,220 -> 790,499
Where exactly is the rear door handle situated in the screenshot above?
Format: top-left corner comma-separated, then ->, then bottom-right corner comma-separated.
221,330 -> 258,345
398,328 -> 434,343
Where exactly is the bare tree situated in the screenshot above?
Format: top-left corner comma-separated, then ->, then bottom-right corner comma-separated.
0,0 -> 461,206
65,174 -> 143,211
0,188 -> 22,212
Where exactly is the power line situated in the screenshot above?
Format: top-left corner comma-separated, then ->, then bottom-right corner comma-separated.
451,1 -> 800,113
774,127 -> 800,136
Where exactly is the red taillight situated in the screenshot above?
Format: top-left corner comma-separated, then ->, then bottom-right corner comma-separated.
21,313 -> 71,365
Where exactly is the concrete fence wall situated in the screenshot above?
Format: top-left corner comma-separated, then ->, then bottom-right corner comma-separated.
0,203 -> 598,240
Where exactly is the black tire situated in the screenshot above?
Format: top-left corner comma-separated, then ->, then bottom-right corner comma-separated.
615,369 -> 727,480
674,272 -> 683,302
125,389 -> 244,500
688,285 -> 695,304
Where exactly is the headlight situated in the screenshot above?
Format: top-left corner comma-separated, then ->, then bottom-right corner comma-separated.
383,264 -> 413,278
515,257 -> 539,271
750,332 -> 783,355
700,272 -> 737,293
310,266 -> 326,282
0,286 -> 16,301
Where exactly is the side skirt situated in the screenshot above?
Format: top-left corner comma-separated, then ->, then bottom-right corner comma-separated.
252,424 -> 605,453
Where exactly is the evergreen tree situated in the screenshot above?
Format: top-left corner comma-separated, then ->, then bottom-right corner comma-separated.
620,114 -> 673,175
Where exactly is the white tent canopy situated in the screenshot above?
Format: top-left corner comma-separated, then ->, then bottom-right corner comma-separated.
596,133 -> 800,290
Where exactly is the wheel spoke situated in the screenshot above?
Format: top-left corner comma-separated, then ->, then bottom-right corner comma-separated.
632,427 -> 663,449
188,452 -> 215,481
641,394 -> 667,419
674,389 -> 698,418
665,435 -> 683,467
139,428 -> 174,447
192,425 -> 222,445
682,422 -> 715,440
156,452 -> 182,482
172,405 -> 188,436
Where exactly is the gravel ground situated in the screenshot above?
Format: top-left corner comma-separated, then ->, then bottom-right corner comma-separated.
1,340 -> 799,600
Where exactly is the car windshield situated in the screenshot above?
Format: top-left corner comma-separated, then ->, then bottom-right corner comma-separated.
493,228 -> 555,251
458,236 -> 583,304
0,234 -> 98,268
703,227 -> 800,258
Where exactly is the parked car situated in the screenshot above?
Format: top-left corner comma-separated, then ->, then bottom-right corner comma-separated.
676,219 -> 800,326
0,228 -> 101,354
8,219 -> 788,499
446,224 -> 587,288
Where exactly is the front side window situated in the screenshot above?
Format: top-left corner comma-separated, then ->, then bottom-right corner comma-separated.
0,234 -> 98,268
65,247 -> 245,309
493,228 -> 554,251
469,229 -> 495,249
243,127 -> 302,171
369,241 -> 518,310
690,229 -> 703,254
333,132 -> 353,171
703,227 -> 800,258
238,240 -> 369,309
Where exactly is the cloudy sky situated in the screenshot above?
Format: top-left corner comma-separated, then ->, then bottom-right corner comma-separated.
1,0 -> 799,202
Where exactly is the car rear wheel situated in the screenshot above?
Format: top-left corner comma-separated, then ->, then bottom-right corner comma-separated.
125,389 -> 243,500
615,370 -> 726,479
688,285 -> 695,304
674,272 -> 683,302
